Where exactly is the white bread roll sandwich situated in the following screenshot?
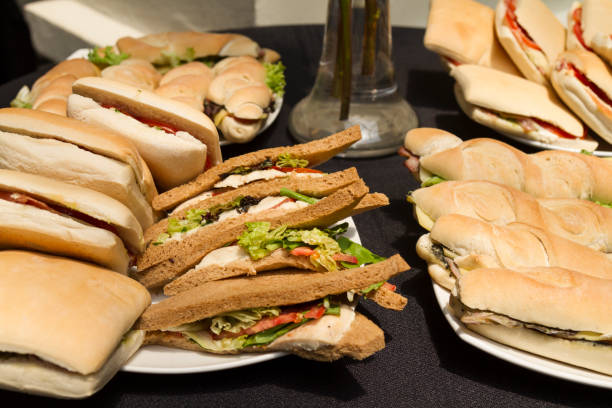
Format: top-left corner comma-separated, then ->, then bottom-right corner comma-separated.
451,64 -> 595,151
568,0 -> 612,66
68,76 -> 222,191
155,61 -> 214,112
101,58 -> 162,90
450,266 -> 612,376
0,108 -> 157,229
154,125 -> 361,212
423,0 -> 520,75
409,180 -> 612,254
0,250 -> 150,398
0,169 -> 144,273
416,213 -> 612,290
551,49 -> 612,144
137,254 -> 409,361
494,0 -> 565,85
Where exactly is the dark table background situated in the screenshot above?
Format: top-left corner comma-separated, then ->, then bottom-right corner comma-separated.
0,25 -> 609,407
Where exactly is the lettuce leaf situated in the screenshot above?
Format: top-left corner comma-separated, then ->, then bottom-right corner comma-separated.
264,61 -> 286,96
275,153 -> 308,168
88,46 -> 130,67
209,307 -> 281,335
336,237 -> 385,268
242,321 -> 307,348
184,331 -> 247,352
10,85 -> 32,109
421,175 -> 445,188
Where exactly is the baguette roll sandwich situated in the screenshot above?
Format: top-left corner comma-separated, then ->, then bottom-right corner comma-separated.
402,128 -> 612,204
416,213 -> 612,290
567,0 -> 612,65
409,180 -> 612,253
206,56 -> 276,143
423,0 -> 520,75
116,32 -> 262,69
0,108 -> 157,229
551,49 -> 612,144
154,125 -> 362,212
10,59 -> 100,115
450,266 -> 612,376
155,62 -> 214,112
494,0 -> 565,84
451,64 -> 595,151
101,58 -> 162,90
137,177 -> 388,289
0,250 -> 150,398
0,169 -> 143,273
137,254 -> 409,361
68,76 -> 222,190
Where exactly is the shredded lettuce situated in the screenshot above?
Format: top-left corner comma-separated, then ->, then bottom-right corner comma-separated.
184,331 -> 248,351
209,307 -> 281,335
421,175 -> 445,188
336,236 -> 385,268
264,61 -> 286,96
276,153 -> 308,168
10,85 -> 32,109
88,46 -> 130,67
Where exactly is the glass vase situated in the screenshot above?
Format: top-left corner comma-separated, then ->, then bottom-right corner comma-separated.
289,0 -> 418,157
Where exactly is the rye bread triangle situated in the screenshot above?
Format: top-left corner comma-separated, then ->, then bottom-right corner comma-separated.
152,125 -> 362,211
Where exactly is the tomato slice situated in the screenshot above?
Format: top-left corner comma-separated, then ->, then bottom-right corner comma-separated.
290,247 -> 316,256
382,282 -> 397,292
303,305 -> 326,319
531,118 -> 585,140
565,62 -> 612,110
268,166 -> 324,174
332,253 -> 359,264
504,0 -> 542,51
572,6 -> 593,51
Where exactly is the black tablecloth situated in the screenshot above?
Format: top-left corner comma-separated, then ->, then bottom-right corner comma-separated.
1,25 -> 609,407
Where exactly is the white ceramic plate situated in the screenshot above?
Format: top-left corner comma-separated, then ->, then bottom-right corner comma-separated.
432,282 -> 612,389
496,130 -> 612,157
65,49 -> 283,146
122,217 -> 360,374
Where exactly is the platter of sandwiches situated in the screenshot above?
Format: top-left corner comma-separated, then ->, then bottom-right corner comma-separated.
424,0 -> 612,156
402,127 -> 612,387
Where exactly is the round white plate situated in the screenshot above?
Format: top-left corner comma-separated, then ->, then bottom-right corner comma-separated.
122,217 -> 361,374
432,282 -> 612,389
65,49 -> 283,146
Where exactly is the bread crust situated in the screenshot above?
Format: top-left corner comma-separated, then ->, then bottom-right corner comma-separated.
0,250 -> 150,375
101,59 -> 161,91
137,254 -> 409,330
153,125 -> 362,211
135,180 -> 370,289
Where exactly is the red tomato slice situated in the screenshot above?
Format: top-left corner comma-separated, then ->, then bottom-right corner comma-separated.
531,118 -> 584,140
290,247 -> 316,256
566,62 -> 612,110
332,253 -> 358,264
382,282 -> 397,292
572,7 -> 593,51
303,305 -> 326,319
504,0 -> 542,51
268,166 -> 324,174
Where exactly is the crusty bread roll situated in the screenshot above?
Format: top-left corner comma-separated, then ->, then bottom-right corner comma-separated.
450,266 -> 612,376
494,0 -> 565,85
403,129 -> 612,203
424,0 -> 520,75
0,250 -> 150,398
155,62 -> 213,111
0,108 -> 157,229
410,180 -> 612,253
417,213 -> 612,290
551,49 -> 612,144
451,64 -> 594,151
101,58 -> 161,90
116,31 -> 261,66
29,59 -> 100,103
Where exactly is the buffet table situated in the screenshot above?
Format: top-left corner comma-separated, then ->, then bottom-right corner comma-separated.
1,25 -> 608,407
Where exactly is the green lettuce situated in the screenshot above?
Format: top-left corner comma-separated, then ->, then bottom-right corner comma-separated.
264,61 -> 286,96
275,153 -> 308,168
184,331 -> 248,352
209,307 -> 281,335
88,46 -> 130,67
10,86 -> 32,109
336,236 -> 385,268
421,175 -> 445,187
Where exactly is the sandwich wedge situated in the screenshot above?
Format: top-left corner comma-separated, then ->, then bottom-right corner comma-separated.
416,214 -> 612,290
495,0 -> 565,84
68,76 -> 222,190
0,169 -> 144,273
136,174 -> 388,289
423,0 -> 520,75
0,250 -> 150,399
567,0 -> 612,66
0,108 -> 158,229
153,125 -> 362,212
450,266 -> 612,376
451,64 -> 595,151
137,254 -> 409,361
551,49 -> 612,144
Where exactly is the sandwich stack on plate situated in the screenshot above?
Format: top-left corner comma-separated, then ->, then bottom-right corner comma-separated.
423,0 -> 612,152
401,126 -> 612,376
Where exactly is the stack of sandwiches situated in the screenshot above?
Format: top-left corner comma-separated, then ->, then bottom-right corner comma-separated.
402,126 -> 612,376
423,0 -> 612,151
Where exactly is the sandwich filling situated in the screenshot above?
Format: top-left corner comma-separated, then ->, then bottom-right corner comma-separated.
502,0 -> 548,75
556,60 -> 612,115
571,5 -> 593,51
451,296 -> 612,345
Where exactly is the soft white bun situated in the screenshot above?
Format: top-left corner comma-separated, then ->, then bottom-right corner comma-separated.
592,32 -> 612,65
0,169 -> 143,253
217,114 -> 262,143
101,59 -> 161,90
71,76 -> 222,167
582,0 -> 612,48
155,62 -> 213,112
0,250 -> 150,375
495,0 -> 565,84
551,49 -> 612,143
68,94 -> 207,191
